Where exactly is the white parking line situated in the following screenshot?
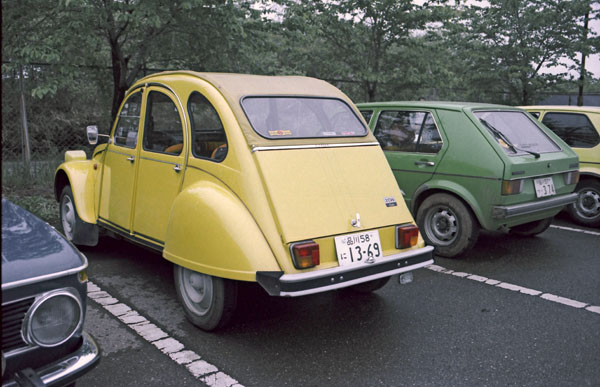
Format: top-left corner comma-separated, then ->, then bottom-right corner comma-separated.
87,281 -> 243,387
426,265 -> 600,316
550,225 -> 600,236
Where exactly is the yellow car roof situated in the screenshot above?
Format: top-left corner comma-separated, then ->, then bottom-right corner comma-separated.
520,105 -> 600,114
132,71 -> 372,147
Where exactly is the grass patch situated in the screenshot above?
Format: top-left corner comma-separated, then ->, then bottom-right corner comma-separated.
4,193 -> 60,228
3,159 -> 61,228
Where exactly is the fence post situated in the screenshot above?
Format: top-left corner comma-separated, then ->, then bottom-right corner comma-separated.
19,64 -> 32,165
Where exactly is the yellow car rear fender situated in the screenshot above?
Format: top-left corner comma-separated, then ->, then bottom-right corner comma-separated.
163,180 -> 281,282
54,158 -> 98,224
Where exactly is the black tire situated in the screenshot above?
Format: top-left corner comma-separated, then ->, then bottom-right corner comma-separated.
567,179 -> 600,227
348,277 -> 390,293
174,265 -> 238,331
510,217 -> 553,236
416,193 -> 479,258
60,185 -> 99,246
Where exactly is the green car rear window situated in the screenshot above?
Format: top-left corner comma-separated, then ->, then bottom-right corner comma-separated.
241,97 -> 368,139
474,111 -> 560,155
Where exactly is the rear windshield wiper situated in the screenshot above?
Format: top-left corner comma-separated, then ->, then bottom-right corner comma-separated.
479,119 -> 540,158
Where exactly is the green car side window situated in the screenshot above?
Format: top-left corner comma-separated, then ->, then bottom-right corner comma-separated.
374,110 -> 442,153
360,110 -> 374,125
416,113 -> 443,153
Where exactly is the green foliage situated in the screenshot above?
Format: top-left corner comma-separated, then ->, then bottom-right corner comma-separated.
3,0 -> 596,108
442,0 -> 598,104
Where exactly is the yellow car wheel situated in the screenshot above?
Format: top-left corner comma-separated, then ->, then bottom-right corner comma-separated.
174,265 -> 238,331
567,180 -> 600,227
59,185 -> 99,246
60,186 -> 84,243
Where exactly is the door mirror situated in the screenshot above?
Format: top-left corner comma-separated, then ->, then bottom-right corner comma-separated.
87,125 -> 99,145
87,125 -> 110,145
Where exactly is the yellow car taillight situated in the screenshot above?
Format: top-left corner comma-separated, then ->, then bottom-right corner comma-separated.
290,241 -> 320,269
396,224 -> 419,249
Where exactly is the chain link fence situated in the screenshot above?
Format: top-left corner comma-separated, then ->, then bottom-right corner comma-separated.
2,67 -> 113,185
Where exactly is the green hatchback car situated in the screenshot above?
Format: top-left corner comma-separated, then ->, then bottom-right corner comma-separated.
358,102 -> 579,257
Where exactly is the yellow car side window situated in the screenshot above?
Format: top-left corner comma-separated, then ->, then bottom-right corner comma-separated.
114,92 -> 142,148
142,91 -> 184,155
189,92 -> 228,162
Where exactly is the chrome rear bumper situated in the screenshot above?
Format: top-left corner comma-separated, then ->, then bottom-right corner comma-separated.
257,245 -> 434,297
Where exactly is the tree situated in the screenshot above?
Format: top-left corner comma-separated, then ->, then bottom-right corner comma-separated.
274,0 -> 445,102
569,1 -> 600,106
55,0 -> 258,119
446,0 -> 592,105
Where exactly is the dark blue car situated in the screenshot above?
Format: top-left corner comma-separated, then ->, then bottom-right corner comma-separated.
2,198 -> 100,386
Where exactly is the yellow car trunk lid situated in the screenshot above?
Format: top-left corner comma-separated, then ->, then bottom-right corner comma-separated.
254,144 -> 411,243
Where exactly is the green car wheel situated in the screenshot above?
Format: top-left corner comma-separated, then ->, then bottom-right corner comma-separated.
417,193 -> 479,258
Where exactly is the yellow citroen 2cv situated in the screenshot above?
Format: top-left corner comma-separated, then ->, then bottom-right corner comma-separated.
55,71 -> 434,330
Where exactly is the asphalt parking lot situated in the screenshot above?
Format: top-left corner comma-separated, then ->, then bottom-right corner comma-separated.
79,212 -> 600,387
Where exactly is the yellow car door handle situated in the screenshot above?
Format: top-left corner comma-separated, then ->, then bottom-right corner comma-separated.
126,156 -> 135,163
173,165 -> 182,172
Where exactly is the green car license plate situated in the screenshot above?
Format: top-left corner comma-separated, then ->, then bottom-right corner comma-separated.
534,177 -> 556,198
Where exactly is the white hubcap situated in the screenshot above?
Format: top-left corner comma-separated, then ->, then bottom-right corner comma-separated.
61,196 -> 75,239
181,268 -> 214,316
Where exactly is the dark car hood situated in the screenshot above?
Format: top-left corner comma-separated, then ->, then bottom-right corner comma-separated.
2,198 -> 86,286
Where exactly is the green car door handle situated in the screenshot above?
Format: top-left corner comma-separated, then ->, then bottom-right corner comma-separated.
415,161 -> 435,167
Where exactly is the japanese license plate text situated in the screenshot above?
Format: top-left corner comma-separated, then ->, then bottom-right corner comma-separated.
334,230 -> 382,266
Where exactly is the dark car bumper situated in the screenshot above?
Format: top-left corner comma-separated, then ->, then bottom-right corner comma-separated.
3,332 -> 100,387
492,193 -> 578,219
257,245 -> 434,296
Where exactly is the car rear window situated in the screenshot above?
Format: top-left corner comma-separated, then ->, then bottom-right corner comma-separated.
541,112 -> 600,148
241,97 -> 368,139
474,111 -> 560,155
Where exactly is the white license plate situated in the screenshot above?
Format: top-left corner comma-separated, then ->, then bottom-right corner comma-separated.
534,177 -> 556,198
334,230 -> 382,266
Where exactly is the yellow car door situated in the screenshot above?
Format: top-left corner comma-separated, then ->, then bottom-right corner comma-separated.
132,87 -> 187,247
98,90 -> 143,231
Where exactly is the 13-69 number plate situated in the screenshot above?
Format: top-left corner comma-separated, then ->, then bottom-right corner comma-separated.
334,230 -> 382,266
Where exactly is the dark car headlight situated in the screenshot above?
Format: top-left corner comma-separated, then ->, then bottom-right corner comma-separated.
22,288 -> 83,347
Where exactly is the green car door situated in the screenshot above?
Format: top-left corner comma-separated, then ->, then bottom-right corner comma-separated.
370,109 -> 447,210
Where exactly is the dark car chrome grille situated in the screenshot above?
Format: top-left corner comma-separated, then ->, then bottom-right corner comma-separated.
2,297 -> 35,352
